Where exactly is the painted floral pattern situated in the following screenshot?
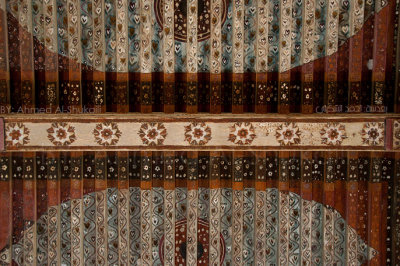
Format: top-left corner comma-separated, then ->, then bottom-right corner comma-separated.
228,122 -> 256,145
47,122 -> 77,146
138,123 -> 167,146
320,123 -> 347,146
361,122 -> 384,146
5,123 -> 30,147
184,122 -> 212,145
275,122 -> 301,146
93,122 -> 122,146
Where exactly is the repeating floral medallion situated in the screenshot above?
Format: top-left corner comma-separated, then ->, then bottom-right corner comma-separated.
228,122 -> 256,145
138,123 -> 167,146
93,122 -> 122,146
5,123 -> 30,147
361,122 -> 384,146
320,123 -> 347,146
184,122 -> 212,145
2,118 -> 392,150
47,122 -> 77,146
275,122 -> 301,146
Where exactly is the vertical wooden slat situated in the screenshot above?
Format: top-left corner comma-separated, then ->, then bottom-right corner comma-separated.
266,151 -> 279,264
392,153 -> 400,264
242,152 -> 255,264
0,0 -> 10,113
368,152 -> 383,265
210,0 -> 222,114
288,152 -> 300,264
82,152 -> 95,265
115,0 -> 129,113
47,152 -> 60,265
278,0 -> 292,114
209,151 -> 220,265
92,0 -> 106,113
163,0 -> 174,113
232,0 -> 243,114
36,152 -> 48,265
301,0 -> 314,113
380,153 -> 390,266
356,152 -> 370,263
220,151 -> 232,265
347,0 -> 364,111
300,151 -> 312,265
371,1 -> 392,111
333,151 -> 346,264
139,0 -> 152,113
311,151 -> 324,265
0,153 -> 11,263
323,151 -> 335,264
163,151 -> 175,266
232,151 -> 243,266
117,151 -> 129,264
43,0 -> 59,112
60,152 -> 71,265
67,0 -> 82,113
186,151 -> 198,264
186,0 -> 198,113
255,151 -> 266,266
140,151 -> 152,265
95,151 -> 107,265
255,0 -> 268,113
278,151 -> 290,264
32,0 -> 45,111
346,151 -> 359,265
70,152 -> 83,265
17,0 -> 35,113
22,152 -> 36,265
324,0 -> 339,110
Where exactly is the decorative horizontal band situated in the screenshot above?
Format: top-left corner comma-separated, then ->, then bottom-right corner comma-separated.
2,114 -> 399,151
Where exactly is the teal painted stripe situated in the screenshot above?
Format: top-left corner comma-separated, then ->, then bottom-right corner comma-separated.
338,0 -> 350,47
151,1 -> 163,72
129,187 -> 141,265
152,187 -> 164,265
198,39 -> 209,72
291,0 -> 303,68
128,0 -> 141,72
268,0 -> 280,72
244,0 -> 256,72
32,0 -> 44,43
311,201 -> 323,266
175,187 -> 187,221
314,0 -> 327,59
222,0 -> 233,72
60,201 -> 71,266
56,0 -> 69,59
104,0 -> 116,71
221,188 -> 232,265
266,188 -> 279,264
364,0 -> 375,20
83,193 -> 96,265
36,212 -> 48,265
199,187 -> 210,221
175,40 -> 187,72
107,187 -> 119,265
288,192 -> 301,265
243,188 -> 255,264
80,0 -> 93,67
333,213 -> 347,265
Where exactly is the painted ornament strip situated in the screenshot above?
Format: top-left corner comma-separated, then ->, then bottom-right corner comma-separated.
2,115 -> 394,150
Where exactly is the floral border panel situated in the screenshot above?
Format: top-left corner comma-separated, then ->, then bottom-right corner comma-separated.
2,116 -> 396,151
